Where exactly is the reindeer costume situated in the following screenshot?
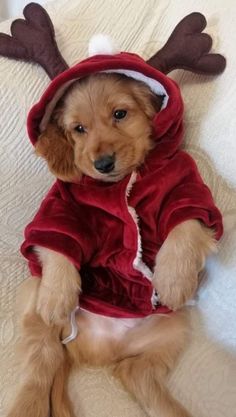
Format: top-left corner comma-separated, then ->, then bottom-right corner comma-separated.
0,3 -> 226,319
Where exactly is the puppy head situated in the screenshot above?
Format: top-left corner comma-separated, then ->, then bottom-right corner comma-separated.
36,73 -> 163,182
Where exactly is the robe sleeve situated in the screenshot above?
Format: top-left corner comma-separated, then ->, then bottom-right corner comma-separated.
21,182 -> 95,277
157,152 -> 223,243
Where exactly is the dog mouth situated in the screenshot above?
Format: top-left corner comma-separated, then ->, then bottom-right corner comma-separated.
106,172 -> 126,181
92,164 -> 139,182
94,170 -> 127,182
85,165 -> 130,182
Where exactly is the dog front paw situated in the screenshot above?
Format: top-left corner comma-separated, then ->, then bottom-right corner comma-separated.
153,266 -> 198,310
37,280 -> 80,326
152,220 -> 210,310
153,244 -> 199,310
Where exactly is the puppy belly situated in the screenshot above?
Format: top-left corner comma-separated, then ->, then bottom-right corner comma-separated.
64,309 -> 144,365
76,309 -> 143,342
65,309 -> 169,366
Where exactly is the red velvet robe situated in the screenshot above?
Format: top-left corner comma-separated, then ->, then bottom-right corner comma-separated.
21,52 -> 223,318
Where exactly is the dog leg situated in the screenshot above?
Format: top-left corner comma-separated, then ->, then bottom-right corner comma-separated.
153,220 -> 216,310
7,314 -> 64,417
6,278 -> 65,417
36,247 -> 81,326
51,355 -> 77,417
113,311 -> 193,417
115,364 -> 193,417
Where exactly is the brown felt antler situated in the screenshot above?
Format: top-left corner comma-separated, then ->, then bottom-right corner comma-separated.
0,4 -> 226,79
147,12 -> 226,75
0,2 -> 68,79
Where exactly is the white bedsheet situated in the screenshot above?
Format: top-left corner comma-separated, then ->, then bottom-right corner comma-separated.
0,1 -> 236,416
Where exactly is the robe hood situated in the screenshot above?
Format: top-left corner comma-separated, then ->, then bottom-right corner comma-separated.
27,49 -> 184,160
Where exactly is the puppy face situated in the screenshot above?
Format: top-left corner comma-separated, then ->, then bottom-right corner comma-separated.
36,73 -> 163,182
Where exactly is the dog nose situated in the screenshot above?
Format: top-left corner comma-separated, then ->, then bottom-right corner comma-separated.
94,154 -> 115,173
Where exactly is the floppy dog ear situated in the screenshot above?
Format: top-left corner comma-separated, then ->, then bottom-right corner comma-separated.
130,83 -> 164,119
35,123 -> 80,182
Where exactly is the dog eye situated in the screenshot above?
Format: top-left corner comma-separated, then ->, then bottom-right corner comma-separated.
75,124 -> 86,134
113,110 -> 127,120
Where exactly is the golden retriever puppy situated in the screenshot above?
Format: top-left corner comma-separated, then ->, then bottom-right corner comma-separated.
7,73 -> 218,417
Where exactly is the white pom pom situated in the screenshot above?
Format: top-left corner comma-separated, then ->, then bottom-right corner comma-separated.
88,34 -> 119,57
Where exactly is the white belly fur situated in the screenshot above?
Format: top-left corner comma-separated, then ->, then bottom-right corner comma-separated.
77,308 -> 144,341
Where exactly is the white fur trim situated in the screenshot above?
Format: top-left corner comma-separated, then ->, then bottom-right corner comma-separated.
102,69 -> 169,109
151,290 -> 160,307
125,173 -> 157,308
88,34 -> 119,57
125,172 -> 153,281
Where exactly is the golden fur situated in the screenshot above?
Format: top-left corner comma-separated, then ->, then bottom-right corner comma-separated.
7,74 -> 217,417
36,74 -> 162,182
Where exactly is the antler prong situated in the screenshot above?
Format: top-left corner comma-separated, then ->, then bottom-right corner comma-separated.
147,12 -> 226,75
0,2 -> 68,79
